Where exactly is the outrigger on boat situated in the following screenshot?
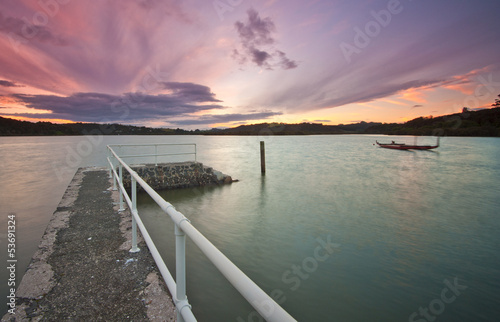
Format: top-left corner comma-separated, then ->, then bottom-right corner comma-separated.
375,137 -> 440,150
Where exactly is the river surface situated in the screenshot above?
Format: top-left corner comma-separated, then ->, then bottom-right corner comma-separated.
0,135 -> 499,321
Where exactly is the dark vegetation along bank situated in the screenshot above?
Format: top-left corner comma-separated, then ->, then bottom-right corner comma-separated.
364,106 -> 500,137
2,95 -> 500,137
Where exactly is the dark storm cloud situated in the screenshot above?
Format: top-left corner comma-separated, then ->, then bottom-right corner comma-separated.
235,8 -> 275,47
233,8 -> 298,70
161,82 -> 222,103
2,83 -> 226,123
275,50 -> 298,70
0,80 -> 23,87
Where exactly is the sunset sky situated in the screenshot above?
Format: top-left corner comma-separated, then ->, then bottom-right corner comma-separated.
1,0 -> 499,129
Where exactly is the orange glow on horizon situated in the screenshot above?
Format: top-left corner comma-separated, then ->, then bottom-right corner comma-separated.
0,115 -> 76,124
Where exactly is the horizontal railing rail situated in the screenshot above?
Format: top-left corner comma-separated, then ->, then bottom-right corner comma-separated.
107,145 -> 296,322
108,143 -> 197,164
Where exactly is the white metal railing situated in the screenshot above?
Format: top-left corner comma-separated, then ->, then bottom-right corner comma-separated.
108,143 -> 197,165
106,145 -> 296,322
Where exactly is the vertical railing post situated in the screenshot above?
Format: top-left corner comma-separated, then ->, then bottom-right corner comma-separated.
194,144 -> 197,162
112,164 -> 117,191
110,155 -> 117,191
107,147 -> 112,179
175,224 -> 187,321
155,145 -> 158,166
118,163 -> 124,211
130,176 -> 140,253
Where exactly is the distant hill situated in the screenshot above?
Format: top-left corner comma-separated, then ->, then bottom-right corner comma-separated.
202,107 -> 500,137
1,106 -> 500,137
0,117 -> 191,136
364,107 -> 500,136
203,121 -> 383,135
0,117 -> 79,136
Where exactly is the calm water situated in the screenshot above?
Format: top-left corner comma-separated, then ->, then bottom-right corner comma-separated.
1,135 -> 499,321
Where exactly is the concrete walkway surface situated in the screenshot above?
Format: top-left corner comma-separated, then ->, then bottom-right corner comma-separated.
2,168 -> 176,321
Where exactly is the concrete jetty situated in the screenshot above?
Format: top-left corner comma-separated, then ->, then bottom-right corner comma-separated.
3,168 -> 177,321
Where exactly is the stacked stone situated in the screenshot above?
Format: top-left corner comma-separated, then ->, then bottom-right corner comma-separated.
120,162 -> 233,191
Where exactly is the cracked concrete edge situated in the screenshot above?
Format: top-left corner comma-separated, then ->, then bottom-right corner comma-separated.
143,272 -> 177,321
2,167 -> 177,321
17,169 -> 84,298
1,169 -> 85,322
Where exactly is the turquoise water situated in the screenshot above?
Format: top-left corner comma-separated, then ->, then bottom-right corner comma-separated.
137,135 -> 500,321
1,135 -> 499,321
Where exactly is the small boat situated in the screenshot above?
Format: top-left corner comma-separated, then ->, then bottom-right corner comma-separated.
376,137 -> 439,150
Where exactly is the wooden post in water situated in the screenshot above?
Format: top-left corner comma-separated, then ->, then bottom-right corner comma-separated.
260,141 -> 266,174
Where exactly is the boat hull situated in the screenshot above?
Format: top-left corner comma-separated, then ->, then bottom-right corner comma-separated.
375,137 -> 440,150
376,144 -> 438,150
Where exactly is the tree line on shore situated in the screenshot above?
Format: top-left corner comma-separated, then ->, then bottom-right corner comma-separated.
1,95 -> 499,137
